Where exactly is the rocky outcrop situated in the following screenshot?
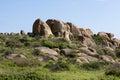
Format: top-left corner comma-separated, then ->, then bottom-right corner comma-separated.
32,18 -> 97,46
95,32 -> 120,49
60,48 -> 79,56
46,19 -> 72,40
77,53 -> 98,63
1,18 -> 120,65
100,55 -> 115,63
32,19 -> 53,38
97,32 -> 114,40
35,47 -> 58,56
80,47 -> 99,57
66,22 -> 80,36
78,28 -> 96,47
30,18 -> 120,63
6,54 -> 27,60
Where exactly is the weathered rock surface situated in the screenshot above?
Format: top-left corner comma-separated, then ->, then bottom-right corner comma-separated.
80,47 -> 99,57
60,48 -> 79,56
66,22 -> 80,36
100,55 -> 115,63
46,19 -> 72,40
35,47 -> 58,56
6,54 -> 27,60
97,32 -> 114,40
32,19 -> 53,37
78,28 -> 96,47
77,55 -> 98,63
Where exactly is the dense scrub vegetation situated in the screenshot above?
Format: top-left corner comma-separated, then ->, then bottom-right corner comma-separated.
0,34 -> 120,80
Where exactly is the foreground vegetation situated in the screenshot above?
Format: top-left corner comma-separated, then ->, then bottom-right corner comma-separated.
0,60 -> 120,80
0,34 -> 120,80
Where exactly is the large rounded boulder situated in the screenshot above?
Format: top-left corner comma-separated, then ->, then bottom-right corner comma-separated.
46,19 -> 72,40
32,19 -> 53,38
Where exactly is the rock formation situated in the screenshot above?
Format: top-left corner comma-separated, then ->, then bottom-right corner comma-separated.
0,18 -> 120,64
46,19 -> 72,40
31,18 -> 120,63
32,19 -> 53,38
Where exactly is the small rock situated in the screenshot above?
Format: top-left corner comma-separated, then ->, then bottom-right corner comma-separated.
100,55 -> 115,63
35,47 -> 58,56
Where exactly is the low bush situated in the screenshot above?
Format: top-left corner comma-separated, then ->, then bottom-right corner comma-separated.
0,60 -> 16,67
67,51 -> 77,58
102,48 -> 116,58
0,71 -> 44,80
105,63 -> 120,77
96,48 -> 105,55
41,39 -> 59,48
55,38 -> 69,43
32,49 -> 40,56
3,48 -> 13,56
51,60 -> 70,71
45,59 -> 70,71
59,43 -> 68,49
115,48 -> 120,58
6,37 -> 24,48
92,35 -> 105,45
80,62 -> 102,70
96,48 -> 116,58
44,60 -> 55,68
105,69 -> 120,77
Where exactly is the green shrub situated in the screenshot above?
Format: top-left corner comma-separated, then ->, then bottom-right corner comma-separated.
24,42 -> 31,47
80,62 -> 102,70
105,63 -> 120,77
67,51 -> 77,58
3,48 -> 13,56
96,48 -> 116,58
108,51 -> 116,59
6,39 -> 23,48
95,48 -> 105,55
32,42 -> 41,47
105,69 -> 120,77
0,60 -> 16,67
102,48 -> 116,58
19,38 -> 28,43
5,40 -> 15,48
115,48 -> 120,58
45,59 -> 70,71
51,61 -> 70,71
44,60 -> 55,68
92,35 -> 105,45
0,71 -> 45,80
28,59 -> 41,67
41,39 -> 59,48
57,38 -> 69,43
32,49 -> 40,56
59,43 -> 68,49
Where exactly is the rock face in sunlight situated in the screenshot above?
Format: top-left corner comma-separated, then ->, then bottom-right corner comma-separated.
32,19 -> 53,38
32,18 -> 120,50
1,18 -> 120,64
46,19 -> 73,41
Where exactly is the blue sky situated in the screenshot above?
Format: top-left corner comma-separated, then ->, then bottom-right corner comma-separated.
0,0 -> 120,38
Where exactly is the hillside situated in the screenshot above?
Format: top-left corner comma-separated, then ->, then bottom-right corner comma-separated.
0,18 -> 120,80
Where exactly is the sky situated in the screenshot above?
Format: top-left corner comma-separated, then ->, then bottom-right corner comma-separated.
0,0 -> 120,38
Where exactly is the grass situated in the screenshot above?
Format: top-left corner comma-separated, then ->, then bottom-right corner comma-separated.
0,34 -> 120,80
0,60 -> 120,80
0,60 -> 119,80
